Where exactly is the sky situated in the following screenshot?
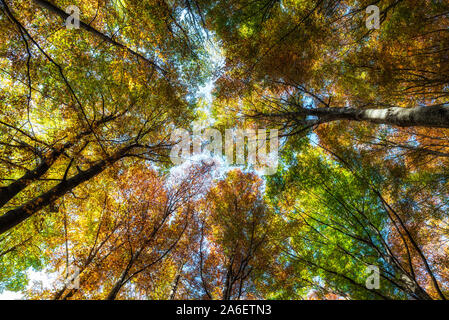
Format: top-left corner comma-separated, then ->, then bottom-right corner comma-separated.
0,269 -> 57,300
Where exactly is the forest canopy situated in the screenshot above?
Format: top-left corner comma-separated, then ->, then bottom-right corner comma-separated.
0,0 -> 449,300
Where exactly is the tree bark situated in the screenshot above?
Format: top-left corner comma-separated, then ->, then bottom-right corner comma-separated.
0,144 -> 70,209
303,105 -> 449,128
0,146 -> 133,235
105,272 -> 127,301
0,113 -> 120,210
169,274 -> 181,300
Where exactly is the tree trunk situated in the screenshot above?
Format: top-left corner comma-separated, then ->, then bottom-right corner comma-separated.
0,146 -> 132,234
0,114 -> 119,210
305,105 -> 449,128
105,275 -> 126,301
0,144 -> 70,209
169,274 -> 181,300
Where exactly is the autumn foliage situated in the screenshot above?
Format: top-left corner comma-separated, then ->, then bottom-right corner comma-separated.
1,0 -> 449,300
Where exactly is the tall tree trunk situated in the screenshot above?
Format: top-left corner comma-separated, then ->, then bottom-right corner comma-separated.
0,145 -> 133,234
169,262 -> 185,300
0,114 -> 120,210
0,144 -> 70,209
169,274 -> 181,300
105,271 -> 128,301
298,105 -> 449,128
105,246 -> 145,300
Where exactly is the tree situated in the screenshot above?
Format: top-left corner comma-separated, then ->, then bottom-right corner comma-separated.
2,0 -> 449,301
202,0 -> 449,127
26,161 -> 214,300
266,138 -> 448,299
185,169 -> 279,300
0,0 -> 206,234
201,0 -> 449,186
